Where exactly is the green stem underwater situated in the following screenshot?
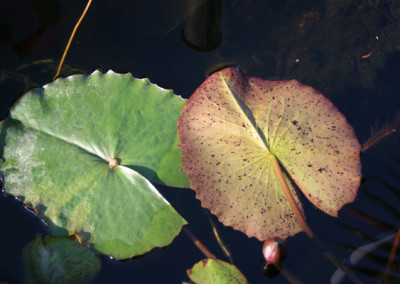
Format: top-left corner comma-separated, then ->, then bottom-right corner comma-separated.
204,209 -> 233,264
183,226 -> 216,260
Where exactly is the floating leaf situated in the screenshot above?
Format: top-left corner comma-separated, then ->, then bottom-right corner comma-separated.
178,67 -> 361,240
0,70 -> 188,259
24,236 -> 100,284
187,259 -> 248,284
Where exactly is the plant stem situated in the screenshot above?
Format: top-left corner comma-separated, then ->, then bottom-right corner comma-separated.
362,112 -> 399,152
384,228 -> 400,282
204,209 -> 233,263
279,265 -> 304,284
54,0 -> 93,80
362,127 -> 396,152
269,155 -> 312,237
269,155 -> 363,284
183,226 -> 216,259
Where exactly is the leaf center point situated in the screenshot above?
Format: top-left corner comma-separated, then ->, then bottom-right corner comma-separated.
109,158 -> 119,169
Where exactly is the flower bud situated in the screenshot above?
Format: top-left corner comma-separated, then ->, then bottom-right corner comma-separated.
262,237 -> 288,264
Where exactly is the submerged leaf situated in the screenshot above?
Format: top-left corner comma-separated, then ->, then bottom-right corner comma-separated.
187,259 -> 248,284
178,67 -> 361,240
24,236 -> 100,284
0,71 -> 187,259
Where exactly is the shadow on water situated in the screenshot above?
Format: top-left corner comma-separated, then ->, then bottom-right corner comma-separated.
332,152 -> 400,283
123,165 -> 157,182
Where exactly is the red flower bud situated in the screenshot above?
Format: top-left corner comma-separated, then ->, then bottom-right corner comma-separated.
262,237 -> 288,264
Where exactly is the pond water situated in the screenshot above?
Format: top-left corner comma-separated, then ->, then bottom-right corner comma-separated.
1,0 -> 399,283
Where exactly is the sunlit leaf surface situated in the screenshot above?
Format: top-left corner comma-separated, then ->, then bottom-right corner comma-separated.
178,67 -> 361,240
0,71 -> 187,259
187,259 -> 248,284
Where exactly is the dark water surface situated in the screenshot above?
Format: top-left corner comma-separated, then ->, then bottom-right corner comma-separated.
1,0 -> 400,283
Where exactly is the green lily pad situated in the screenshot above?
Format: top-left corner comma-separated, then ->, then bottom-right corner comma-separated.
24,236 -> 100,284
178,67 -> 361,240
0,70 -> 188,259
187,259 -> 248,284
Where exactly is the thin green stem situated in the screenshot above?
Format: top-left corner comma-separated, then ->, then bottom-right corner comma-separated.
269,155 -> 363,284
204,209 -> 233,264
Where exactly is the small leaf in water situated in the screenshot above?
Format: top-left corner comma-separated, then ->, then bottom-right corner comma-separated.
187,259 -> 248,284
23,236 -> 100,284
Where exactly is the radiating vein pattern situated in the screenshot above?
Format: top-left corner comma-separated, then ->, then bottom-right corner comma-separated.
0,71 -> 187,259
179,67 -> 303,240
179,67 -> 361,240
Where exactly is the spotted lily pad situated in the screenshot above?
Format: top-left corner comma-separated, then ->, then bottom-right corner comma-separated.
23,236 -> 100,284
178,67 -> 361,240
187,259 -> 248,284
0,70 -> 188,259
